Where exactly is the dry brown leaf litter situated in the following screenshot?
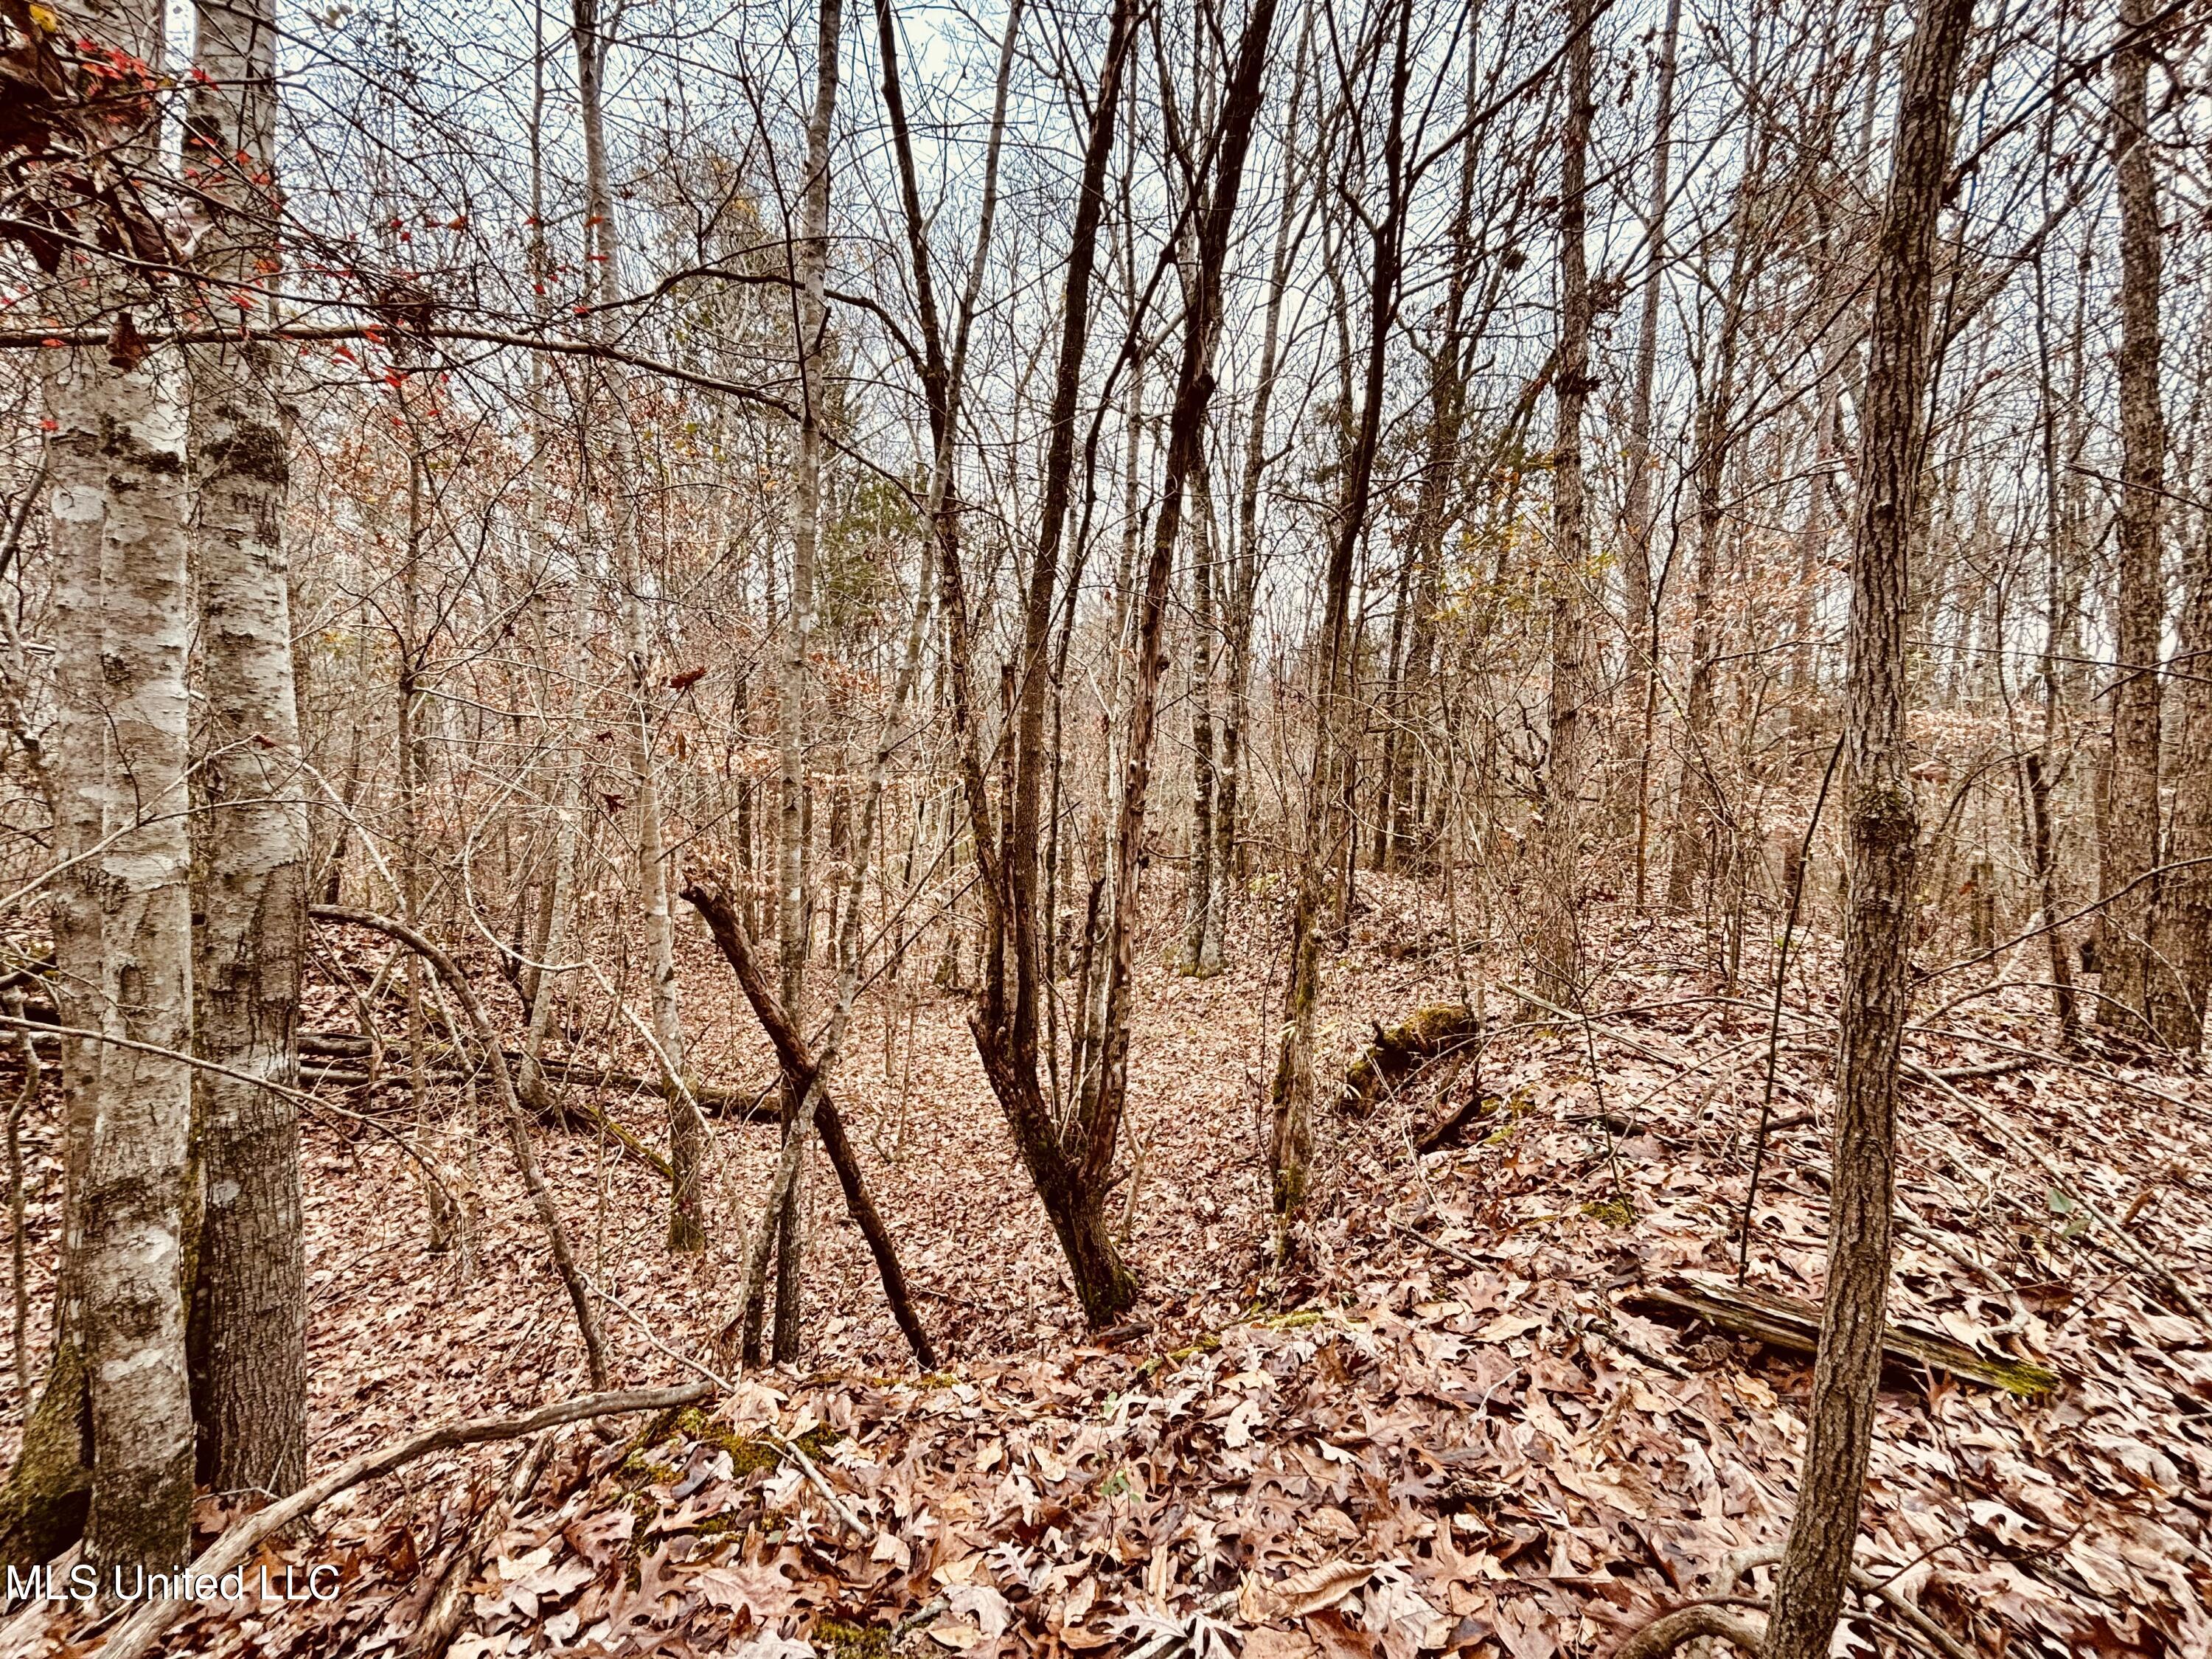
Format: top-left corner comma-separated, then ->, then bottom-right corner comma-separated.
1,883 -> 2208,1658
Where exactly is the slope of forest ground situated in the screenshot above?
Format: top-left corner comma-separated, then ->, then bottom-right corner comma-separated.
4,880 -> 2210,1658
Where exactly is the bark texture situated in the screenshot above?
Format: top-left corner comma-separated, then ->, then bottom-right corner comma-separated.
2098,0 -> 2165,1025
2146,520 -> 2212,1048
184,0 -> 309,1498
1761,0 -> 1974,1652
64,334 -> 200,1577
1531,0 -> 1596,1004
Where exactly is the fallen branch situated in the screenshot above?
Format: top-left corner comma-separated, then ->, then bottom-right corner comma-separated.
99,1382 -> 712,1659
299,1030 -> 771,1116
582,1284 -> 872,1534
301,1064 -> 678,1179
1718,1545 -> 1972,1659
1621,1274 -> 2060,1397
311,906 -> 611,1387
410,1431 -> 554,1657
1416,1089 -> 1504,1152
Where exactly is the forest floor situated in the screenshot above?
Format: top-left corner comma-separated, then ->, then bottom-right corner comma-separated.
4,877 -> 2211,1658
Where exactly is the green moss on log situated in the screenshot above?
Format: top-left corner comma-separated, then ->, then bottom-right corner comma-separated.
1340,1004 -> 1481,1113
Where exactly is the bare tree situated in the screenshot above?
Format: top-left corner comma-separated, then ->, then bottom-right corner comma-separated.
2098,0 -> 2164,1026
1530,0 -> 1597,1005
1762,1 -> 1975,1653
1273,0 -> 1414,1225
936,0 -> 1144,1325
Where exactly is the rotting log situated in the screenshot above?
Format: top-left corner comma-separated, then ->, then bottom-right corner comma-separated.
1340,1003 -> 1481,1114
1622,1275 -> 2059,1397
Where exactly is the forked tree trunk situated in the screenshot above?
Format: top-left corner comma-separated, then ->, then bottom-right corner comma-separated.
184,0 -> 310,1500
931,0 -> 1143,1327
2098,0 -> 2164,1026
1761,1 -> 1972,1652
1091,0 -> 1281,1182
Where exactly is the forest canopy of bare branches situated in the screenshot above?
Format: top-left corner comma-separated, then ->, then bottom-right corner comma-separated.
1,0 -> 2210,1652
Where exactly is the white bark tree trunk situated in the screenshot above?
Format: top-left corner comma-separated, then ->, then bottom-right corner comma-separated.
53,330 -> 200,1578
184,0 -> 310,1500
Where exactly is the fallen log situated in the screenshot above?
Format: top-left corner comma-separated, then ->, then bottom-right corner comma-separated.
1341,1003 -> 1482,1114
299,1029 -> 769,1116
1621,1274 -> 2059,1397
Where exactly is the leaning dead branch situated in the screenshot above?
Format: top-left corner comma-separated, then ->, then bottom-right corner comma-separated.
311,906 -> 611,1387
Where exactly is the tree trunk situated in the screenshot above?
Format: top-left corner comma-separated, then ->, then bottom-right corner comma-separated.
183,0 -> 309,1500
2098,0 -> 2165,1026
2146,515 -> 2212,1048
1530,0 -> 1596,1007
1387,69 -> 1479,873
1091,0 -> 1281,1212
1618,0 -> 1680,905
1183,463 -> 1222,977
759,0 -> 844,1355
1273,0 -> 1412,1224
65,330 -> 199,1579
682,883 -> 936,1368
1663,318 -> 1742,914
934,0 -> 1143,1328
0,349 -> 105,1570
1761,1 -> 1973,1653
1220,7 -> 1315,889
569,0 -> 702,1248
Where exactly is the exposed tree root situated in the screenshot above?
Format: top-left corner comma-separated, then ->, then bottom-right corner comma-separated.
1609,1603 -> 1765,1658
